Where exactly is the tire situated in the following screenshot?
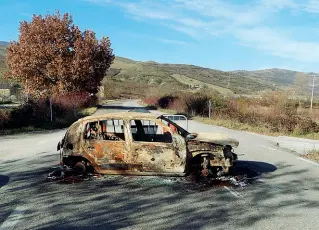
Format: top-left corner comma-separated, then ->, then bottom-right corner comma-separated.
74,162 -> 86,174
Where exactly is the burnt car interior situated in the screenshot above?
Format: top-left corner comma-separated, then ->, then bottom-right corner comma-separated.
84,119 -> 174,143
84,119 -> 125,141
130,119 -> 173,143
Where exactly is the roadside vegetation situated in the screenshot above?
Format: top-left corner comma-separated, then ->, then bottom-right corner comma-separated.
142,90 -> 319,140
0,92 -> 97,135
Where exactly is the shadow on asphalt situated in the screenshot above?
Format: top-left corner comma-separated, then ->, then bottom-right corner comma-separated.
232,160 -> 277,177
97,105 -> 156,111
0,175 -> 9,188
0,153 -> 318,230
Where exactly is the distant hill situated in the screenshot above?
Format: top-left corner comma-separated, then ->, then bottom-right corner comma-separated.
231,69 -> 300,88
0,40 -> 313,95
0,41 -> 8,70
107,57 -> 294,94
0,41 -> 9,46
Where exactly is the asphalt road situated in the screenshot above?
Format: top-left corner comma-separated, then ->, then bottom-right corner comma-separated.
1,100 -> 319,230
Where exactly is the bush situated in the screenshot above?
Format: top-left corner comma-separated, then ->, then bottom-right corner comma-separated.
0,110 -> 10,128
8,103 -> 34,128
158,95 -> 176,108
143,90 -> 319,135
0,92 -> 97,131
183,93 -> 210,116
143,91 -> 212,117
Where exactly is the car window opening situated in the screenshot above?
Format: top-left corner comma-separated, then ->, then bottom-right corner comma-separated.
159,116 -> 189,137
85,119 -> 125,141
130,119 -> 172,143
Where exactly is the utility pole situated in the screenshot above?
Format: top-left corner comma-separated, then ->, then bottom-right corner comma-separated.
310,75 -> 319,111
208,100 -> 212,119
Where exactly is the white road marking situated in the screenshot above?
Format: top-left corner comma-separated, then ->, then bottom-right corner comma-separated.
223,186 -> 243,198
297,157 -> 319,167
260,145 -> 276,151
0,206 -> 25,230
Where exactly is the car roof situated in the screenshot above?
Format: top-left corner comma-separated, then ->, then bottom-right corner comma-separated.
78,111 -> 160,122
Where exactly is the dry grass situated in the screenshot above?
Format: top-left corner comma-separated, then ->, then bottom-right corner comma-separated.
78,106 -> 98,116
157,107 -> 319,140
297,107 -> 319,123
195,116 -> 281,136
196,116 -> 319,140
302,150 -> 319,162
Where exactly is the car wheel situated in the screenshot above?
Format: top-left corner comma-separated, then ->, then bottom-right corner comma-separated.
74,161 -> 86,174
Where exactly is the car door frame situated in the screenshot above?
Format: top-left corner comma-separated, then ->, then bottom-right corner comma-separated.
81,117 -> 131,171
127,118 -> 187,174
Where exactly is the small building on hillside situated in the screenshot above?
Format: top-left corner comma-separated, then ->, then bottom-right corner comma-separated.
0,82 -> 22,102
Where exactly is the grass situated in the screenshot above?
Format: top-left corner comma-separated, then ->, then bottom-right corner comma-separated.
0,126 -> 53,135
171,74 -> 233,95
302,150 -> 319,163
0,100 -> 12,105
197,117 -> 319,140
78,106 -> 98,116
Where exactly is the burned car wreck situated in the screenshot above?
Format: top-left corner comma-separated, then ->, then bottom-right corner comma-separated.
57,112 -> 239,177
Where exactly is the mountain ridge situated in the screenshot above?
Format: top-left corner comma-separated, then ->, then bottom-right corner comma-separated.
0,41 -> 311,94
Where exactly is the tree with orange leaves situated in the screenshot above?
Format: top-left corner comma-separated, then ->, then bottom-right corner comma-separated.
5,12 -> 114,98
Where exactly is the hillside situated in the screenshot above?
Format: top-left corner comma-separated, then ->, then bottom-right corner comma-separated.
0,40 -> 311,95
106,57 -> 286,95
0,42 -> 7,70
231,69 -> 300,88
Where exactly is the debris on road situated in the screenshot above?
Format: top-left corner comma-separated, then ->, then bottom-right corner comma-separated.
46,165 -> 103,184
46,164 -> 264,188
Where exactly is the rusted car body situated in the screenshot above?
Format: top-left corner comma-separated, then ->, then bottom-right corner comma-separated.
57,112 -> 239,177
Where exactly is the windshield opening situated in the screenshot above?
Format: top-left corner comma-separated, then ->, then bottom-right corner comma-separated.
158,115 -> 189,137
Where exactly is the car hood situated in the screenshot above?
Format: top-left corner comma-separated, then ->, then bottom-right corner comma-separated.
187,132 -> 239,148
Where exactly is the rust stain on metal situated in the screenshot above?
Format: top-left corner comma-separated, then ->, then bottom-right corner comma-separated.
57,112 -> 239,177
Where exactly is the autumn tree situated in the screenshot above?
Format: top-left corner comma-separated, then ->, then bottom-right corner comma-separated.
5,12 -> 114,98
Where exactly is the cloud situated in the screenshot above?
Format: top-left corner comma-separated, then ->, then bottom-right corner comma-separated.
85,0 -> 319,63
155,38 -> 188,45
81,0 -> 112,6
235,27 -> 319,62
123,32 -> 188,45
304,0 -> 319,13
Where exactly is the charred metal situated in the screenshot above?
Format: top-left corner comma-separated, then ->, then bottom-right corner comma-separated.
57,112 -> 239,177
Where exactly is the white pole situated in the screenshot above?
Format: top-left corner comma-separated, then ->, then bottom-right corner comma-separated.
208,100 -> 212,119
50,97 -> 53,122
310,75 -> 315,111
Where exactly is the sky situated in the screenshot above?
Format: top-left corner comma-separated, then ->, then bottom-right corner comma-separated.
1,0 -> 319,72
